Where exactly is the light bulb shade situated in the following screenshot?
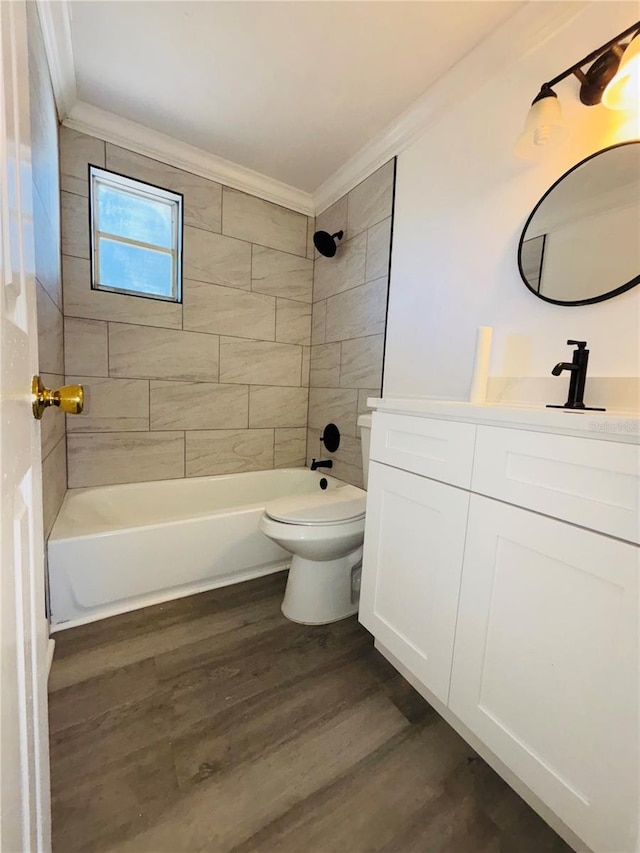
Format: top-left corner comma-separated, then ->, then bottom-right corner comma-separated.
602,34 -> 640,110
514,91 -> 568,160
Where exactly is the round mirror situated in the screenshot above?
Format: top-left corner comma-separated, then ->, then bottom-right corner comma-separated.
518,141 -> 640,306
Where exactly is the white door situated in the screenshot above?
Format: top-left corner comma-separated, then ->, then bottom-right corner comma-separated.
359,461 -> 469,704
449,495 -> 639,853
1,2 -> 51,851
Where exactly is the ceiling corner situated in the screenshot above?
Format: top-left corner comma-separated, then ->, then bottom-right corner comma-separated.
312,0 -> 588,213
35,0 -> 77,120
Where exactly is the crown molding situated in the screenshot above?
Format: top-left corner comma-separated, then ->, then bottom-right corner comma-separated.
35,0 -> 76,120
312,1 -> 588,213
33,0 -> 312,212
63,101 -> 315,215
41,0 -> 589,217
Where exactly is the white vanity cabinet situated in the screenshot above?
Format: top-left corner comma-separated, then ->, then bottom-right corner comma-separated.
360,404 -> 639,853
359,461 -> 469,704
450,495 -> 638,853
360,412 -> 476,703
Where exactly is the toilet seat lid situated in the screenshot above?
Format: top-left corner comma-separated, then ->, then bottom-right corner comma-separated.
265,485 -> 366,524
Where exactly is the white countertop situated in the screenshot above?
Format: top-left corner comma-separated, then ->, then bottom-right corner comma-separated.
367,397 -> 640,444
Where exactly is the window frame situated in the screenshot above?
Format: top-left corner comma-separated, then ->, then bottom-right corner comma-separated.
88,164 -> 184,303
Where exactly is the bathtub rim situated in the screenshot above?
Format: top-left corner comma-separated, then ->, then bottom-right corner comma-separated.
49,501 -> 272,545
50,467 -> 345,543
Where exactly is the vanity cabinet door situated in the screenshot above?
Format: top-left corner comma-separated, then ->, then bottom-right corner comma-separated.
449,495 -> 639,853
359,461 -> 469,705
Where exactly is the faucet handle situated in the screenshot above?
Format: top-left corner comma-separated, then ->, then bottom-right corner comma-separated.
567,340 -> 587,349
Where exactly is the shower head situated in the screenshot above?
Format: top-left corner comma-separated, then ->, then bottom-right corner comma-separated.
313,230 -> 344,258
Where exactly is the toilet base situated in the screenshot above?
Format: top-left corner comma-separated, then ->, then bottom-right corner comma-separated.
281,550 -> 361,625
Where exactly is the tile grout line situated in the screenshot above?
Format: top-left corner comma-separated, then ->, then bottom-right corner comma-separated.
304,245 -> 316,464
67,307 -> 314,346
274,296 -> 278,343
205,230 -> 309,260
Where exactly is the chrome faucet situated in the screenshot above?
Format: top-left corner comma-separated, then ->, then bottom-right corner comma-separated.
547,340 -> 605,411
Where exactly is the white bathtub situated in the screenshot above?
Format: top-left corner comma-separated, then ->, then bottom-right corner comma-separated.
48,468 -> 341,631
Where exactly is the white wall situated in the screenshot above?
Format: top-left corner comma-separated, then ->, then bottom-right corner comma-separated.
384,2 -> 640,402
540,204 -> 638,302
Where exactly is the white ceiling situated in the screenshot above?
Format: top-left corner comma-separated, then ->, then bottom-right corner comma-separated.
68,1 -> 522,193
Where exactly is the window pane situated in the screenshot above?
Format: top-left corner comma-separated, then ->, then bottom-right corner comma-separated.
97,184 -> 173,248
98,237 -> 174,298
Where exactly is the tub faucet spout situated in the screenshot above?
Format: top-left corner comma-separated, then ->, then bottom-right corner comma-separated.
310,459 -> 333,471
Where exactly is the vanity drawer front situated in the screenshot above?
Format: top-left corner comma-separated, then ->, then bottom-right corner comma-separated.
370,413 -> 476,487
472,426 -> 640,543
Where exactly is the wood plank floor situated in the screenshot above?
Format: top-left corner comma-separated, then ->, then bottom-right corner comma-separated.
49,572 -> 571,853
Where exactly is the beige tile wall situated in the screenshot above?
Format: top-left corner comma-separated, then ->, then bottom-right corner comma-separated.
307,161 -> 395,487
60,130 -> 314,487
28,4 -> 66,537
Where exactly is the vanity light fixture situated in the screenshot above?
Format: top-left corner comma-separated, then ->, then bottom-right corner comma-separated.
514,87 -> 567,159
515,20 -> 640,159
603,31 -> 640,110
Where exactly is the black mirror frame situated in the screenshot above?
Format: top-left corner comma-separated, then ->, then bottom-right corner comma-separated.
518,140 -> 640,307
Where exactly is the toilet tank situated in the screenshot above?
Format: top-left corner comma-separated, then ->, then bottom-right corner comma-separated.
357,414 -> 372,489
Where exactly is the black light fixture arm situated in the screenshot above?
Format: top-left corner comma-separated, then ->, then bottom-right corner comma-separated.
539,20 -> 640,93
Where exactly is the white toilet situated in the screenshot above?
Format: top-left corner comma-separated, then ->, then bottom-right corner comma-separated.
259,414 -> 372,624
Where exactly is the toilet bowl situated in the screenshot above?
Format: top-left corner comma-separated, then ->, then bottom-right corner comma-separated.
259,414 -> 372,625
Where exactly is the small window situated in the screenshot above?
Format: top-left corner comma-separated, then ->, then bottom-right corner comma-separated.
89,166 -> 183,302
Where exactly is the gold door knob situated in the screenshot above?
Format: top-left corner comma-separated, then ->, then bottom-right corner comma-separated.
32,375 -> 84,420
